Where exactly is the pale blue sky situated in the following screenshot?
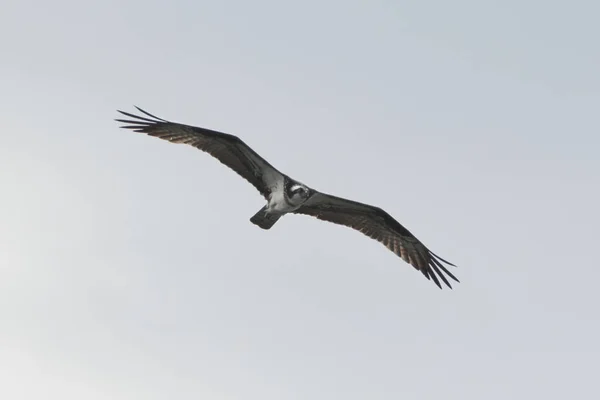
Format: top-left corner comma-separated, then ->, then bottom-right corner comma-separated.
1,1 -> 599,399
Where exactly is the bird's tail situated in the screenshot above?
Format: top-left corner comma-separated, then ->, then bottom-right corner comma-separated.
250,206 -> 281,230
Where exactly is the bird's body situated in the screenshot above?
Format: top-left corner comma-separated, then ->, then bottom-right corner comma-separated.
116,107 -> 460,289
267,176 -> 306,214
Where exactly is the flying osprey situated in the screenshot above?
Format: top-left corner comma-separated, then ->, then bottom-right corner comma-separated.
116,107 -> 459,289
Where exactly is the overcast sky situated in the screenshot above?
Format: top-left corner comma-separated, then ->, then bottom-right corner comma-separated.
1,1 -> 599,399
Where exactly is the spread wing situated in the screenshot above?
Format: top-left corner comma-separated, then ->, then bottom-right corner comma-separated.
295,192 -> 459,289
116,106 -> 282,199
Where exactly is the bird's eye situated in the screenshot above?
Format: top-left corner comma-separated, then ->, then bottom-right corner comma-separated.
291,186 -> 306,196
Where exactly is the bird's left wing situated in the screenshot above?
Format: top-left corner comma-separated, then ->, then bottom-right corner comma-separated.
295,191 -> 459,289
116,107 -> 282,199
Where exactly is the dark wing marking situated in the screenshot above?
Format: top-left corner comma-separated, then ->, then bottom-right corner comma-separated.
295,192 -> 459,289
116,106 -> 282,199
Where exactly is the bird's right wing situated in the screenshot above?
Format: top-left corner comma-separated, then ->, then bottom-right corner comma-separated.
116,107 -> 283,199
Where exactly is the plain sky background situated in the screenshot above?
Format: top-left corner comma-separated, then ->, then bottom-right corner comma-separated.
1,1 -> 599,399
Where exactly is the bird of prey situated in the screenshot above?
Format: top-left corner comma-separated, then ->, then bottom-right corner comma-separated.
116,107 -> 459,289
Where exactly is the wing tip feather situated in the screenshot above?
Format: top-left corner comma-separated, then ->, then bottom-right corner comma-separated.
427,251 -> 459,289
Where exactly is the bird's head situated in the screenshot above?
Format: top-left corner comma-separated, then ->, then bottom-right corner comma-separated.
287,183 -> 311,205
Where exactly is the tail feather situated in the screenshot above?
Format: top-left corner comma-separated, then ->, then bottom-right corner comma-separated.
250,206 -> 281,230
